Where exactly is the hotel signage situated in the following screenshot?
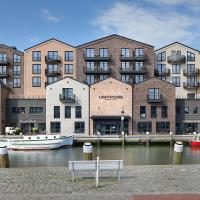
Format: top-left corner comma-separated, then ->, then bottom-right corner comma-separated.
20,119 -> 37,123
99,95 -> 123,100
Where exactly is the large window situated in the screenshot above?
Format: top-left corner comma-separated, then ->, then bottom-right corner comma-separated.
63,88 -> 74,99
47,77 -> 59,85
86,48 -> 94,57
50,122 -> 60,133
156,122 -> 170,133
151,106 -> 157,118
138,122 -> 152,133
161,106 -> 168,118
32,64 -> 41,74
121,75 -> 130,83
32,51 -> 41,61
176,107 -> 181,114
157,51 -> 166,61
75,106 -> 82,118
0,66 -> 7,74
187,64 -> 195,73
99,75 -> 108,81
135,48 -> 144,57
65,51 -> 74,61
12,107 -> 25,114
172,64 -> 180,74
99,48 -> 108,57
13,78 -> 21,88
32,77 -> 41,87
13,66 -> 21,75
65,64 -> 74,74
157,64 -> 166,74
135,62 -> 144,70
65,106 -> 71,118
0,53 -> 6,61
75,122 -> 85,133
187,76 -> 196,85
86,62 -> 95,71
140,106 -> 146,118
193,107 -> 198,115
187,51 -> 195,61
29,107 -> 43,114
86,75 -> 95,84
172,77 -> 180,87
48,51 -> 58,60
47,64 -> 58,72
121,62 -> 130,71
54,106 -> 60,118
99,62 -> 108,71
121,48 -> 130,57
148,88 -> 160,100
135,75 -> 144,84
13,54 -> 21,62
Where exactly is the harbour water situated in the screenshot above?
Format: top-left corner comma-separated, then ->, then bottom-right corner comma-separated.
8,144 -> 200,167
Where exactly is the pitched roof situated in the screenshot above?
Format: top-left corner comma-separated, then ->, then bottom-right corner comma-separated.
155,42 -> 200,53
76,34 -> 154,48
0,44 -> 23,54
24,38 -> 75,51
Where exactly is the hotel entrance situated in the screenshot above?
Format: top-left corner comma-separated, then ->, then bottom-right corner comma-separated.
21,123 -> 34,133
92,117 -> 129,135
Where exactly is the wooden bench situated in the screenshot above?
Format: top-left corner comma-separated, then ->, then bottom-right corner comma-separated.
68,157 -> 123,187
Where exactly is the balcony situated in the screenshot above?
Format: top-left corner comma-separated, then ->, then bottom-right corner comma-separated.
0,59 -> 10,65
120,53 -> 146,61
183,69 -> 199,76
154,68 -> 170,76
183,82 -> 199,89
147,94 -> 163,103
59,94 -> 76,103
167,55 -> 186,64
84,67 -> 111,74
120,68 -> 134,74
133,67 -> 147,74
45,68 -> 61,76
45,56 -> 61,64
84,54 -> 111,61
0,71 -> 9,78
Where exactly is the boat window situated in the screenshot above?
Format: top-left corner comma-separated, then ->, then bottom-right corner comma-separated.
28,137 -> 31,140
45,136 -> 48,139
37,137 -> 40,139
54,136 -> 56,139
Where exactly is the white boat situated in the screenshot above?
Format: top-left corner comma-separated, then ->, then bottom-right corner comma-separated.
0,134 -> 73,150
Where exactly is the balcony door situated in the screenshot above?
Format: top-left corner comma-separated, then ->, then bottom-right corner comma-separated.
148,88 -> 160,100
63,88 -> 73,99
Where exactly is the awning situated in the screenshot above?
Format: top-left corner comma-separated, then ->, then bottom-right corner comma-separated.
91,115 -> 131,119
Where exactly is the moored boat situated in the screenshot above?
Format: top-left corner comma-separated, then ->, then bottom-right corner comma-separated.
190,134 -> 200,147
0,134 -> 73,150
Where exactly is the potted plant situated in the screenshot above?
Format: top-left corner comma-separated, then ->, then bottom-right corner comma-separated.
15,127 -> 21,135
32,127 -> 39,134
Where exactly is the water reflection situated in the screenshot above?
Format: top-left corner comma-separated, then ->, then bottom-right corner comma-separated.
8,145 -> 200,167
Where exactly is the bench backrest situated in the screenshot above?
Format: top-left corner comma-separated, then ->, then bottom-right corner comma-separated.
68,160 -> 123,171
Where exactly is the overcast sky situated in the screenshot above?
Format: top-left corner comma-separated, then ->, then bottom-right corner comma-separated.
1,0 -> 200,51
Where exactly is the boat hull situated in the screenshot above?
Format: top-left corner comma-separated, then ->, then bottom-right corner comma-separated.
190,141 -> 200,147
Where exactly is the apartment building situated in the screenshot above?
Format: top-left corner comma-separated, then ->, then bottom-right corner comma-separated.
24,38 -> 76,98
76,34 -> 155,85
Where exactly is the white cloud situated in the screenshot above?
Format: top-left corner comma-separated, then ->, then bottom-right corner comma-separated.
93,2 -> 200,48
41,8 -> 61,23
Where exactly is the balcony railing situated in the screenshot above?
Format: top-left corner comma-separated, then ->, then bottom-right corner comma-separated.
45,56 -> 61,63
120,68 -> 134,74
154,68 -> 170,76
59,94 -> 76,103
84,67 -> 111,74
45,68 -> 61,76
120,53 -> 146,61
167,55 -> 186,64
0,71 -> 9,78
84,54 -> 111,61
147,94 -> 163,103
133,67 -> 147,74
183,69 -> 199,76
183,82 -> 199,89
0,59 -> 10,65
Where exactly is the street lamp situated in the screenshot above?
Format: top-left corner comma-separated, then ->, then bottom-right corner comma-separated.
121,110 -> 125,136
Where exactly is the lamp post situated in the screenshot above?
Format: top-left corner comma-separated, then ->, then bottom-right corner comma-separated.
121,110 -> 125,146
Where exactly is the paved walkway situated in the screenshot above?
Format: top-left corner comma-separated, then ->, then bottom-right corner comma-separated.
0,165 -> 200,200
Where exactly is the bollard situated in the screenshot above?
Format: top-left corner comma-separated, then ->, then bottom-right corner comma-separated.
170,131 -> 173,146
173,141 -> 183,164
0,146 -> 10,168
146,131 -> 149,146
83,142 -> 93,160
121,131 -> 125,147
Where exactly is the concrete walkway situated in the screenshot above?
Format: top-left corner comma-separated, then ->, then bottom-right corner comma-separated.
0,165 -> 200,200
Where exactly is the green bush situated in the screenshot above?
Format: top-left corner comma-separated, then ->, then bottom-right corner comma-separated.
15,127 -> 21,135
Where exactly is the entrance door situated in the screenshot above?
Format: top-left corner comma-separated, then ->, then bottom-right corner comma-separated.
21,123 -> 34,133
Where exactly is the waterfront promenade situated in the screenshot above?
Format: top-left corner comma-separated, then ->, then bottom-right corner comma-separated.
0,164 -> 200,200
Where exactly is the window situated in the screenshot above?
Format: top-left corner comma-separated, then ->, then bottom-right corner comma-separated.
47,77 -> 59,85
151,106 -> 157,118
86,48 -> 94,57
121,75 -> 130,83
156,64 -> 166,74
75,122 -> 85,133
135,62 -> 144,71
0,53 -> 6,61
187,93 -> 195,99
135,75 -> 144,84
86,62 -> 95,71
65,64 -> 74,74
65,51 -> 74,61
161,106 -> 168,118
187,51 -> 195,61
157,51 -> 166,61
32,64 -> 41,74
0,66 -> 7,74
187,76 -> 196,86
13,66 -> 21,75
11,107 -> 25,114
29,107 -> 43,114
121,62 -> 130,71
65,106 -> 71,118
156,122 -> 170,133
50,122 -> 60,133
54,106 -> 60,118
185,107 -> 189,114
158,76 -> 166,81
187,64 -> 195,73
135,48 -> 144,57
140,106 -> 146,118
86,75 -> 95,84
13,54 -> 21,62
13,78 -> 21,88
148,88 -> 160,100
99,75 -> 108,81
47,64 -> 58,72
75,106 -> 82,118
172,64 -> 180,74
176,107 -> 180,114
99,62 -> 108,71
32,77 -> 41,87
48,51 -> 58,60
99,48 -> 108,57
172,77 -> 180,87
62,88 -> 74,99
121,48 -> 130,57
32,51 -> 41,61
193,107 -> 198,114
138,122 -> 152,133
